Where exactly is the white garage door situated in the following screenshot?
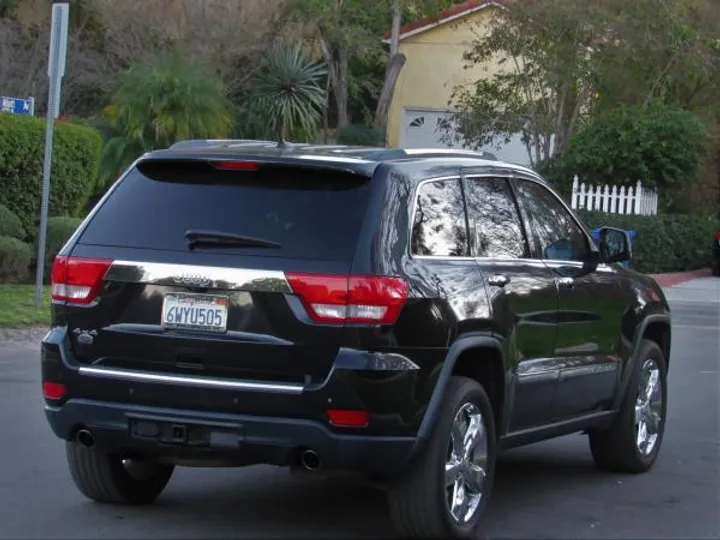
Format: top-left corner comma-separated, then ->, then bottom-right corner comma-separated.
401,108 -> 531,166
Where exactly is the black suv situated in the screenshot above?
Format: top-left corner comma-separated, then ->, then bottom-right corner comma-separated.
41,142 -> 671,538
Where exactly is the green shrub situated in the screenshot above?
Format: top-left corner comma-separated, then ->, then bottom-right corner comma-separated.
0,236 -> 32,284
39,216 -> 84,279
336,124 -> 384,146
554,103 -> 709,213
0,203 -> 25,240
577,210 -> 720,274
0,113 -> 102,235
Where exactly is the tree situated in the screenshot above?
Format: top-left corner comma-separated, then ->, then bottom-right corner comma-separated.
373,0 -> 405,138
592,0 -> 720,114
98,51 -> 232,185
94,0 -> 286,97
0,0 -> 112,118
0,0 -> 18,18
448,0 -> 719,168
447,1 -> 612,167
373,0 -> 462,140
249,43 -> 328,143
288,0 -> 384,130
287,0 -> 461,135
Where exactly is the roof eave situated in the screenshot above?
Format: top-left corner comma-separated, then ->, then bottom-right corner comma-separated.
381,1 -> 506,44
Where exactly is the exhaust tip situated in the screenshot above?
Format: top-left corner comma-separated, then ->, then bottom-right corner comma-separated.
300,449 -> 321,471
76,429 -> 96,448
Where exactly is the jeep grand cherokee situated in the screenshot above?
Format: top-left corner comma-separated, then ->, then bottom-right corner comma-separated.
41,142 -> 671,538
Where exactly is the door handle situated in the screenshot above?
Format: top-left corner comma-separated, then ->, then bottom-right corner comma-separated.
557,277 -> 575,288
487,274 -> 510,287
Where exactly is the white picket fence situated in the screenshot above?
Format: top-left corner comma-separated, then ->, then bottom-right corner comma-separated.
570,175 -> 658,215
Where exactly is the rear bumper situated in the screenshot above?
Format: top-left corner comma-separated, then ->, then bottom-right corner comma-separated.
40,325 -> 439,475
45,398 -> 415,475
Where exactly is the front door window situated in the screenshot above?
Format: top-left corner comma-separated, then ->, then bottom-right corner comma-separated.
512,180 -> 590,263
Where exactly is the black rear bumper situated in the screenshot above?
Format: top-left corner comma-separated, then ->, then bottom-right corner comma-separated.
45,398 -> 416,475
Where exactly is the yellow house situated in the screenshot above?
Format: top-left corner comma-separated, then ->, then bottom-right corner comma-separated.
385,0 -> 530,165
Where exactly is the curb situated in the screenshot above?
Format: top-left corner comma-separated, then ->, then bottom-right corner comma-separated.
649,268 -> 712,288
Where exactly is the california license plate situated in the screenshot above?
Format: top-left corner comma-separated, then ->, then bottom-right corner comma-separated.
161,293 -> 228,333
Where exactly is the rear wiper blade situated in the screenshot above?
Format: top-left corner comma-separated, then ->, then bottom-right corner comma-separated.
185,229 -> 281,249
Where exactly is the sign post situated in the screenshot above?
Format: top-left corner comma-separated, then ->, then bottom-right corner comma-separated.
34,2 -> 69,307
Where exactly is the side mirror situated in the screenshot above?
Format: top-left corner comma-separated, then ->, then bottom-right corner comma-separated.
598,226 -> 632,264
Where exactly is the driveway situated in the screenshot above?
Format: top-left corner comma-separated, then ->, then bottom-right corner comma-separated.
0,278 -> 717,539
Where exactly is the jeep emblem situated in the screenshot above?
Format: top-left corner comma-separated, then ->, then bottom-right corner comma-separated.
173,274 -> 212,288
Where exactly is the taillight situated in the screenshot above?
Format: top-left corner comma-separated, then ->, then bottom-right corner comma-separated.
51,256 -> 113,305
285,273 -> 408,325
326,409 -> 369,428
211,160 -> 260,171
42,381 -> 66,400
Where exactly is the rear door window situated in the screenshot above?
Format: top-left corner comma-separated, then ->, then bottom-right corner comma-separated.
78,160 -> 372,262
464,176 -> 529,259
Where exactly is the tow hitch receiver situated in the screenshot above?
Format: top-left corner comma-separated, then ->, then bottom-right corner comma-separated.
130,419 -> 209,447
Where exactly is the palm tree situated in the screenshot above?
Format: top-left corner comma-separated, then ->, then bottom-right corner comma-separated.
99,51 -> 233,185
251,42 -> 328,144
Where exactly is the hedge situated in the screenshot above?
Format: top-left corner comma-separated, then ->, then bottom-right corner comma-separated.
577,210 -> 720,274
0,235 -> 32,284
39,216 -> 84,279
0,113 -> 102,237
0,203 -> 25,240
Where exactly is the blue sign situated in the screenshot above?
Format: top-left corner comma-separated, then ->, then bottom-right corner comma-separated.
1,96 -> 34,115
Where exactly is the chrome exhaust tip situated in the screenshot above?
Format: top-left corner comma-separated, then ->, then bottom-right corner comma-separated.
300,449 -> 321,471
76,429 -> 96,448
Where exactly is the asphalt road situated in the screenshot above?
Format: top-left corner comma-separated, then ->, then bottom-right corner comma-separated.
0,299 -> 717,539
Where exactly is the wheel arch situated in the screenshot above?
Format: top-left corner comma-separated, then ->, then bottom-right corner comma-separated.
409,334 -> 507,460
642,320 -> 671,371
613,313 -> 671,410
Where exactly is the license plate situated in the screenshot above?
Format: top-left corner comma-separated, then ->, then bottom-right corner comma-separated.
161,292 -> 228,333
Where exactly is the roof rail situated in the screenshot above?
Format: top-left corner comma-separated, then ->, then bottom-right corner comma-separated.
401,148 -> 498,160
169,139 -> 276,150
363,148 -> 497,161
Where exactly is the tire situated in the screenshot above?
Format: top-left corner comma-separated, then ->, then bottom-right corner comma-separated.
388,376 -> 497,538
589,339 -> 668,473
66,442 -> 175,505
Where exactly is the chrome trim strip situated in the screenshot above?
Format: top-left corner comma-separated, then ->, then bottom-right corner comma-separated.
407,171 -> 607,265
411,255 -> 613,273
295,154 -> 374,164
78,366 -> 304,394
105,261 -> 292,292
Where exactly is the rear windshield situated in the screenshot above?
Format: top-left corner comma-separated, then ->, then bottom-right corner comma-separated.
78,160 -> 372,261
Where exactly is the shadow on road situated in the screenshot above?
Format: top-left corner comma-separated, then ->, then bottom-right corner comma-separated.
59,442 -> 614,539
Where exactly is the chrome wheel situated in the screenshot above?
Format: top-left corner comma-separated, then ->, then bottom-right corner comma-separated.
445,402 -> 488,524
635,358 -> 663,456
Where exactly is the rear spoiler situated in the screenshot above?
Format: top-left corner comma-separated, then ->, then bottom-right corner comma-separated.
138,153 -> 377,177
